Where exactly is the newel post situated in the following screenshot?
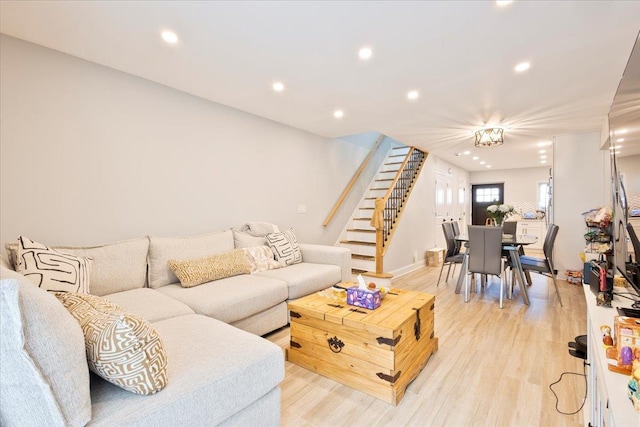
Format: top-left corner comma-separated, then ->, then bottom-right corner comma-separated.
371,197 -> 385,274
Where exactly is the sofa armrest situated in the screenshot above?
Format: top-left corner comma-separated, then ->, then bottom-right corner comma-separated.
299,244 -> 351,283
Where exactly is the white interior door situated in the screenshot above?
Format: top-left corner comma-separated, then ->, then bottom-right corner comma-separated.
435,173 -> 454,248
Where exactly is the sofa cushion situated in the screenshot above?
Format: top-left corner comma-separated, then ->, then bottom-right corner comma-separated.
168,249 -> 251,288
16,236 -> 92,293
0,267 -> 91,427
88,314 -> 284,427
265,228 -> 302,266
254,262 -> 342,299
55,237 -> 149,296
103,288 -> 195,323
55,292 -> 168,395
148,230 -> 234,289
156,274 -> 288,324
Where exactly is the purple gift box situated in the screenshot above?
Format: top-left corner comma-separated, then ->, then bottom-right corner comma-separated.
346,287 -> 381,310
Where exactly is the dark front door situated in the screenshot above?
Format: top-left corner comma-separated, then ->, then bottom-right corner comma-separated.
471,183 -> 504,225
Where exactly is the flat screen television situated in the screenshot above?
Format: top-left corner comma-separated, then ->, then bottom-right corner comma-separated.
611,152 -> 640,301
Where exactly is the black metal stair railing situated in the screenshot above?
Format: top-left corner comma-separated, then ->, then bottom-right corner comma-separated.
382,149 -> 425,249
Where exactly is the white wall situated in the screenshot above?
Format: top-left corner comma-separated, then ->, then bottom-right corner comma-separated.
553,131 -> 609,272
469,166 -> 550,208
0,35 -> 374,247
386,155 -> 469,274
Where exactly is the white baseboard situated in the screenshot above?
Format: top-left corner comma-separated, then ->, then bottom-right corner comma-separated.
389,259 -> 427,280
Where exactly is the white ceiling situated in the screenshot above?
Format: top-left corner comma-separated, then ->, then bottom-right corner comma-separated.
1,1 -> 639,171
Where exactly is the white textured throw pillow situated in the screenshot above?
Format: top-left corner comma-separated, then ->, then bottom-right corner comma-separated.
242,246 -> 282,273
265,228 -> 302,266
16,236 -> 92,293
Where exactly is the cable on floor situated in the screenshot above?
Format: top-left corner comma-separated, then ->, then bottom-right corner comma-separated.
549,361 -> 587,416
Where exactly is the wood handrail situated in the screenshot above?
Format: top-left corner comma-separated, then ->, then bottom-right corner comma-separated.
323,134 -> 385,227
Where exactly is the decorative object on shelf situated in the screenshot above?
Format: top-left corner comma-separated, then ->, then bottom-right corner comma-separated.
629,359 -> 640,412
583,206 -> 613,228
474,128 -> 504,147
485,203 -> 515,226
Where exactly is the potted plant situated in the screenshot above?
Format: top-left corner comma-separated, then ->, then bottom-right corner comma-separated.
486,203 -> 515,226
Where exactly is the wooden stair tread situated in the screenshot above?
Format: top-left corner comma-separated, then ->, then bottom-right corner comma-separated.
375,179 -> 393,182
352,217 -> 372,220
369,187 -> 389,190
351,254 -> 375,260
351,268 -> 368,274
340,240 -> 376,246
347,228 -> 375,233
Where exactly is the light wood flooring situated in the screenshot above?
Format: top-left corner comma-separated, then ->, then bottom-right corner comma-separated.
265,263 -> 587,427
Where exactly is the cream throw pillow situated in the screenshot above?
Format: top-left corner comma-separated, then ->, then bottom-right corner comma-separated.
16,236 -> 92,293
55,292 -> 168,395
242,246 -> 282,273
168,248 -> 252,288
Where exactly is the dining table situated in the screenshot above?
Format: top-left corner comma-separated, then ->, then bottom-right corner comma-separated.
453,233 -> 538,305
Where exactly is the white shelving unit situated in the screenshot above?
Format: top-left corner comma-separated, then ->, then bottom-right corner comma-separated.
583,285 -> 640,426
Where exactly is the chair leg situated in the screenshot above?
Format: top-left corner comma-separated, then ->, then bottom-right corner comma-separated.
551,273 -> 563,307
499,272 -> 505,309
464,271 -> 470,303
436,262 -> 447,286
445,264 -> 453,282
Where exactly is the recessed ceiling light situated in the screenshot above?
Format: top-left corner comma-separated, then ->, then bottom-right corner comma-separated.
272,82 -> 284,92
472,156 -> 479,160
463,150 -> 471,155
537,141 -> 552,147
358,47 -> 373,60
407,90 -> 419,100
541,160 -> 547,164
334,110 -> 344,119
617,138 -> 625,143
539,150 -> 546,154
480,161 -> 486,165
540,155 -> 547,159
161,30 -> 179,44
514,62 -> 531,73
496,0 -> 513,6
486,165 -> 492,168
616,129 -> 628,135
609,144 -> 620,150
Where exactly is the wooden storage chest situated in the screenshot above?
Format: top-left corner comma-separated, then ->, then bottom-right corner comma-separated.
286,288 -> 438,405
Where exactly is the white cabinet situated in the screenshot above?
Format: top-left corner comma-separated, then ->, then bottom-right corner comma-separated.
583,285 -> 640,427
516,220 -> 545,250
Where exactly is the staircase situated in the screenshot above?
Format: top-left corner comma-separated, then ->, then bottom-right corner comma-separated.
339,146 -> 426,275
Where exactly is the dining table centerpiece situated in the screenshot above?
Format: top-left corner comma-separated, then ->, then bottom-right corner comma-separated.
486,203 -> 515,226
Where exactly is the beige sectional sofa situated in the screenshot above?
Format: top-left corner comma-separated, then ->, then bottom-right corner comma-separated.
0,228 -> 351,426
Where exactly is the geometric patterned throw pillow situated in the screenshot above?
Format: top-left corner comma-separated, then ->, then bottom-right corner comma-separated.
167,248 -> 252,288
16,236 -> 92,293
265,228 -> 302,267
54,292 -> 168,395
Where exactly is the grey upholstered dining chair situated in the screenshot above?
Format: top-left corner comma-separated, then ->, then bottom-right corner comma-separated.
451,221 -> 463,253
465,225 -> 507,308
519,224 -> 563,307
437,222 -> 465,286
502,221 -> 517,235
627,222 -> 640,263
